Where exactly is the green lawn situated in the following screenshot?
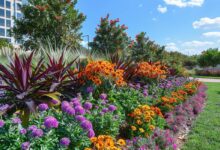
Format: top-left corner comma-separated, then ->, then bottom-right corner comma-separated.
182,82 -> 220,150
193,75 -> 220,79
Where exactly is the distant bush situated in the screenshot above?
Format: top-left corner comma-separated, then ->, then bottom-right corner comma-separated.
195,68 -> 220,76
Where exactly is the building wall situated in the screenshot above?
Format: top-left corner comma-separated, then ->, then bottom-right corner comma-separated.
0,0 -> 22,47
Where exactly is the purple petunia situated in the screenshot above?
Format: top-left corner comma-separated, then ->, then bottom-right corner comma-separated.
80,120 -> 93,130
87,129 -> 95,138
12,117 -> 22,124
75,115 -> 86,122
21,141 -> 30,150
31,128 -> 43,138
0,120 -> 4,128
38,103 -> 49,111
75,106 -> 85,115
20,128 -> 27,135
108,105 -> 117,112
60,137 -> 71,147
83,102 -> 93,110
100,93 -> 107,100
44,116 -> 59,129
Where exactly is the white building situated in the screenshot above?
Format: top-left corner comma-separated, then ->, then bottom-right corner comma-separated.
0,0 -> 22,47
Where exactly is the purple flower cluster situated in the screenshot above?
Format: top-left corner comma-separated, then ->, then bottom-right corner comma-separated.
60,137 -> 71,147
86,86 -> 94,93
128,82 -> 149,97
11,117 -> 22,124
0,120 -> 4,128
165,84 -> 207,133
20,128 -> 27,135
44,116 -> 59,129
38,103 -> 49,111
0,104 -> 9,112
21,141 -> 30,150
27,125 -> 44,138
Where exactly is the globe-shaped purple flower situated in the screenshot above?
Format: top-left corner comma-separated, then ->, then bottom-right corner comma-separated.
83,102 -> 93,110
66,107 -> 75,116
100,93 -> 107,100
80,120 -> 93,130
75,106 -> 85,115
102,108 -> 108,113
21,141 -> 30,150
20,128 -> 27,135
60,137 -> 71,147
38,103 -> 49,111
0,120 -> 4,128
31,128 -> 43,138
86,86 -> 94,93
75,115 -> 86,122
87,129 -> 95,138
28,125 -> 37,131
12,117 -> 22,124
44,116 -> 59,129
108,105 -> 117,112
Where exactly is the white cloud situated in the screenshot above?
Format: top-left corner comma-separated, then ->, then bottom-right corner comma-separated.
157,5 -> 167,13
163,0 -> 204,8
193,17 -> 220,29
80,41 -> 88,48
182,40 -> 214,47
165,43 -> 179,51
138,4 -> 143,7
203,32 -> 220,38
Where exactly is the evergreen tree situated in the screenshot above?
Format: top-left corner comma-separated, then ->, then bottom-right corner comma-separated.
89,14 -> 131,56
12,0 -> 86,49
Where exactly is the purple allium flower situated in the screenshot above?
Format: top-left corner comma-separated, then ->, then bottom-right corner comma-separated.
83,102 -> 93,110
44,116 -> 59,129
12,117 -> 21,124
60,137 -> 71,147
75,115 -> 86,122
86,86 -> 94,93
21,141 -> 30,150
28,125 -> 37,131
0,120 -> 4,128
80,120 -> 93,130
100,93 -> 107,100
135,83 -> 141,89
66,107 -> 75,116
95,105 -> 99,109
108,105 -> 117,112
102,108 -> 108,113
31,128 -> 43,138
38,103 -> 49,111
71,98 -> 81,107
101,101 -> 107,105
20,128 -> 27,135
87,129 -> 95,138
75,106 -> 85,115
61,101 -> 70,112
143,89 -> 148,97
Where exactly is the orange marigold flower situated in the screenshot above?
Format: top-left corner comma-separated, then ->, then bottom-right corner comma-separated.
117,139 -> 126,146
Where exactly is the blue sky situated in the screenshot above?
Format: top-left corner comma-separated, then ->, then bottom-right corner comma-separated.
76,0 -> 220,55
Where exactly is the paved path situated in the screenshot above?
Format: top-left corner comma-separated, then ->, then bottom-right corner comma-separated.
190,77 -> 220,83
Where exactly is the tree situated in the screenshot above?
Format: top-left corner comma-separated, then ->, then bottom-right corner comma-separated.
89,14 -> 131,56
0,38 -> 13,49
198,48 -> 220,67
130,32 -> 165,62
12,0 -> 86,49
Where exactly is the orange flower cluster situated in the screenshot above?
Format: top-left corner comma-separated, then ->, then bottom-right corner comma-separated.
135,62 -> 168,79
128,105 -> 163,137
184,81 -> 198,95
80,61 -> 126,86
85,135 -> 126,150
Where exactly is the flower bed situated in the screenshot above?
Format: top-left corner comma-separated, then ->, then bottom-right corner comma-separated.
0,53 -> 207,150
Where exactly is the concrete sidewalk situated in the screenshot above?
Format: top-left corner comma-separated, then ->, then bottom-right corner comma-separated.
190,77 -> 220,83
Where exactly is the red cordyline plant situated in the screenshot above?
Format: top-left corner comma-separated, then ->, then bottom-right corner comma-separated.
0,52 -> 61,126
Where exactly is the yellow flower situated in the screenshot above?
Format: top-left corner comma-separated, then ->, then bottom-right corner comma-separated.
139,128 -> 145,133
149,125 -> 155,131
105,138 -> 114,147
131,125 -> 137,131
136,119 -> 142,125
90,137 -> 97,143
84,148 -> 92,150
117,139 -> 126,146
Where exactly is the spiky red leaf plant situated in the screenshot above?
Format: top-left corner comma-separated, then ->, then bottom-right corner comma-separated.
0,52 -> 56,126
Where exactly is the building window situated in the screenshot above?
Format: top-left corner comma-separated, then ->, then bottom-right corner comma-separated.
6,20 -> 11,27
0,9 -> 4,17
17,13 -> 22,19
6,29 -> 10,37
0,28 -> 5,36
6,1 -> 11,9
0,1 -> 4,7
0,18 -> 5,26
17,3 -> 21,11
6,10 -> 11,18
